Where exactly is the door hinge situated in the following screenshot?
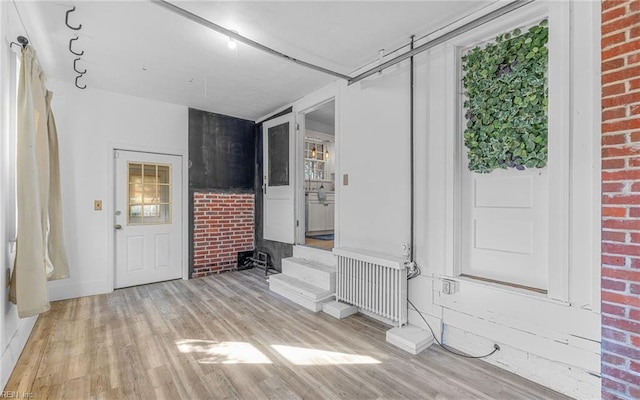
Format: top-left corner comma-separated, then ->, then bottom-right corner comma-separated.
296,220 -> 299,227
296,123 -> 300,131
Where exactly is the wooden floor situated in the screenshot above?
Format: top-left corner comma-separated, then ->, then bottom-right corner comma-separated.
5,270 -> 571,400
303,237 -> 334,250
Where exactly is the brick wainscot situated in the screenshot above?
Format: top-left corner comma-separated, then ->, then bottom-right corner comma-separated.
192,192 -> 255,278
601,0 -> 640,398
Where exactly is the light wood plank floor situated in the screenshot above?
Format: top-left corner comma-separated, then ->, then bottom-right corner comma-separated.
303,238 -> 334,250
5,270 -> 571,400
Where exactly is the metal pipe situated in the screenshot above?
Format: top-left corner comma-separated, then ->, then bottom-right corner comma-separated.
409,35 -> 415,262
151,0 -> 351,81
348,0 -> 535,85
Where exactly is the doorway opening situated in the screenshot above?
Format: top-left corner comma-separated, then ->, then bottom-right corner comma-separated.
301,100 -> 335,251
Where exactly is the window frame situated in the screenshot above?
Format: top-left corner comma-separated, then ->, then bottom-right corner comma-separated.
449,2 -> 573,303
126,162 -> 173,226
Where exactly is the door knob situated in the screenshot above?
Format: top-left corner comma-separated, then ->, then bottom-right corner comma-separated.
115,224 -> 122,230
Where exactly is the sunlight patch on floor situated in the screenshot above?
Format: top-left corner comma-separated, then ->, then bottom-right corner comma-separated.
176,339 -> 272,364
271,345 -> 381,365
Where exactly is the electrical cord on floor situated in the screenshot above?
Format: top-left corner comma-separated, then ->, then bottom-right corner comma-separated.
407,298 -> 500,359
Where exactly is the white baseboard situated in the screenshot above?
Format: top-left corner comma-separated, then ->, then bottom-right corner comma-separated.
444,325 -> 601,400
47,279 -> 109,302
1,315 -> 36,390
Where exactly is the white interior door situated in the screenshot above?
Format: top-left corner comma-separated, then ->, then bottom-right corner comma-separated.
263,114 -> 295,243
461,166 -> 550,290
114,150 -> 182,288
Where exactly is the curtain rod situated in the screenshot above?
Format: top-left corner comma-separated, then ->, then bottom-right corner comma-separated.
150,0 -> 351,81
348,0 -> 535,86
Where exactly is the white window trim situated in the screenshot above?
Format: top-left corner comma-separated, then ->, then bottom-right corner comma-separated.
443,1 -> 596,306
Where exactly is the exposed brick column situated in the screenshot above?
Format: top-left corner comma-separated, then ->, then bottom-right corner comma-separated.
601,1 -> 640,399
193,192 -> 255,278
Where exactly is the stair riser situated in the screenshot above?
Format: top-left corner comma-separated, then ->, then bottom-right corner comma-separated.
293,246 -> 337,266
269,280 -> 333,312
282,260 -> 335,291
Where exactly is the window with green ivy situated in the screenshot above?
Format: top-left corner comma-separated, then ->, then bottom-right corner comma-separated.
462,20 -> 548,173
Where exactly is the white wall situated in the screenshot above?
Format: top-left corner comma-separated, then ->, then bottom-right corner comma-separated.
0,68 -> 187,386
46,80 -> 188,301
1,2 -> 37,389
326,1 -> 600,398
338,65 -> 411,256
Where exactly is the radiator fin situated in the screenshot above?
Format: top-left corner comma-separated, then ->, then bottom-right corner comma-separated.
333,248 -> 407,327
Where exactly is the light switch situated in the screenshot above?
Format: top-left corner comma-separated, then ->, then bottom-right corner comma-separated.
94,200 -> 103,211
343,174 -> 349,186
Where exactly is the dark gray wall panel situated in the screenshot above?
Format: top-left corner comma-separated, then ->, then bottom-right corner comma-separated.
189,108 -> 255,190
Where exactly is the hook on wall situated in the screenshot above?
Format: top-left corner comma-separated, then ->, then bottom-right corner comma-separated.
10,36 -> 29,50
75,74 -> 86,90
65,6 -> 82,30
73,58 -> 86,74
66,6 -> 87,90
69,36 -> 84,56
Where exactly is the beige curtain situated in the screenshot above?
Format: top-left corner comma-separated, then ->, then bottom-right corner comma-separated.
10,47 -> 69,318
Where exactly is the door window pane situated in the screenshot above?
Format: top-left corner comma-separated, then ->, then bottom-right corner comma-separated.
268,122 -> 289,186
127,162 -> 172,225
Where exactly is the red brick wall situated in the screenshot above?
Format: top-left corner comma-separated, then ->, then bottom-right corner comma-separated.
601,1 -> 640,399
193,192 -> 255,278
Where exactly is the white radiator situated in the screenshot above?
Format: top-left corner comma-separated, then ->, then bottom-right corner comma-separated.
333,248 -> 408,327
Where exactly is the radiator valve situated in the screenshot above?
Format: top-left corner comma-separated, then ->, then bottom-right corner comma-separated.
406,260 -> 417,274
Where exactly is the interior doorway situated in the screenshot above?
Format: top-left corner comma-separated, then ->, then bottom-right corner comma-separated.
301,100 -> 336,251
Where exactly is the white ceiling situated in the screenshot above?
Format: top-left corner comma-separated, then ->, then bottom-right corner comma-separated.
9,0 -> 495,121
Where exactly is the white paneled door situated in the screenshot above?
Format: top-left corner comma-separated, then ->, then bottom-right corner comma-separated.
114,150 -> 182,288
461,167 -> 550,291
263,114 -> 296,243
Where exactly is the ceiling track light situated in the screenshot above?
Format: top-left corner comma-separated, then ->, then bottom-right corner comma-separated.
227,37 -> 237,50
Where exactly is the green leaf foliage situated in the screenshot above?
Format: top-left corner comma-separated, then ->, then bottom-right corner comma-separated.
461,20 -> 548,173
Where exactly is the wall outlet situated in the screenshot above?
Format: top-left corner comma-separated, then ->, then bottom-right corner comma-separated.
442,279 -> 456,295
343,174 -> 349,186
94,200 -> 103,211
400,243 -> 410,258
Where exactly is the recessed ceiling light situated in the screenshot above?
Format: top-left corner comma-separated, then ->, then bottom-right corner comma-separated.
227,30 -> 239,50
227,37 -> 237,50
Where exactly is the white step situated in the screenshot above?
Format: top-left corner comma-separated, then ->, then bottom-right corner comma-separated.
281,257 -> 336,291
268,274 -> 334,312
293,245 -> 337,266
322,301 -> 358,319
386,325 -> 434,355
